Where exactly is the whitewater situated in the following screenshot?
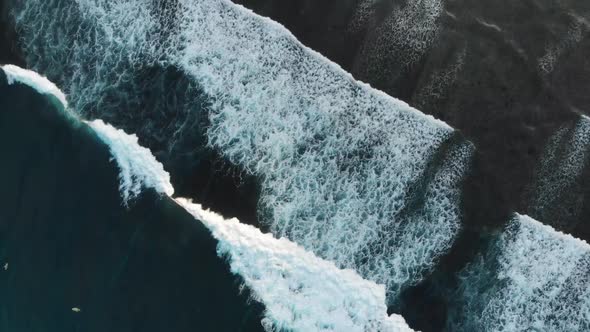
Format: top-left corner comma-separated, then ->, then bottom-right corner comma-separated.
1,64 -> 414,331
92,115 -> 414,332
0,64 -> 268,331
6,2 -> 590,328
12,63 -> 589,331
447,213 -> 590,331
11,0 -> 474,301
526,115 -> 590,229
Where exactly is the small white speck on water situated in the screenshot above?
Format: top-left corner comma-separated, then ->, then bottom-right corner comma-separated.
72,307 -> 81,313
3,263 -> 7,270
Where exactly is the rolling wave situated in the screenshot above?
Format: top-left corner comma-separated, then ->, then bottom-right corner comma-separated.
83,76 -> 415,332
0,64 -> 266,332
11,0 -> 474,301
1,64 -> 414,332
447,214 -> 590,331
176,0 -> 473,299
178,198 -> 414,332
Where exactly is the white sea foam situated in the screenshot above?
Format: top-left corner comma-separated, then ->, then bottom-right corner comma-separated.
176,198 -> 414,332
349,0 -> 443,79
1,64 -> 68,108
527,115 -> 590,226
87,115 -> 414,330
449,214 -> 590,331
88,115 -> 416,331
87,119 -> 174,203
12,0 -> 473,300
2,62 -> 414,330
175,0 -> 472,299
10,0 -> 165,120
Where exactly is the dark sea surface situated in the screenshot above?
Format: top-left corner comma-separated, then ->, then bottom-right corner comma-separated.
0,0 -> 21,66
221,3 -> 590,328
232,0 -> 590,234
3,0 -> 260,226
5,0 -> 476,307
1,0 -> 590,331
0,70 -> 264,332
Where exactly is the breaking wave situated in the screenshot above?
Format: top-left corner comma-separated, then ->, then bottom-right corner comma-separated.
91,116 -> 416,331
2,63 -> 68,109
177,198 -> 414,332
80,82 -> 415,332
88,119 -> 175,203
1,64 -> 414,332
447,214 -> 590,331
0,64 -> 266,332
11,0 -> 473,301
90,116 -> 416,331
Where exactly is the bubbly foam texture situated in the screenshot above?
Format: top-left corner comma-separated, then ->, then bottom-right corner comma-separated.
11,0 -> 182,121
2,64 -> 68,108
449,214 -> 590,331
176,198 -> 414,332
176,0 -> 473,299
527,115 -> 590,226
350,0 -> 443,79
412,48 -> 466,110
539,15 -> 588,74
0,62 -> 416,330
12,0 -> 472,300
87,119 -> 174,203
12,0 -> 205,194
88,113 -> 415,331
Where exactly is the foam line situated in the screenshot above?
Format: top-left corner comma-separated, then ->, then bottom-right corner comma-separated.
177,198 -> 414,332
12,0 -> 473,300
2,64 -> 68,108
84,96 -> 415,331
176,0 -> 473,298
449,214 -> 590,331
87,119 -> 174,203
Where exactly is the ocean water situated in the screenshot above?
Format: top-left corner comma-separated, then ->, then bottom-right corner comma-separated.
446,214 -> 590,332
233,0 -> 590,241
0,65 -> 417,332
2,0 -> 590,331
9,0 -> 474,305
0,68 -> 265,332
524,115 -> 590,233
